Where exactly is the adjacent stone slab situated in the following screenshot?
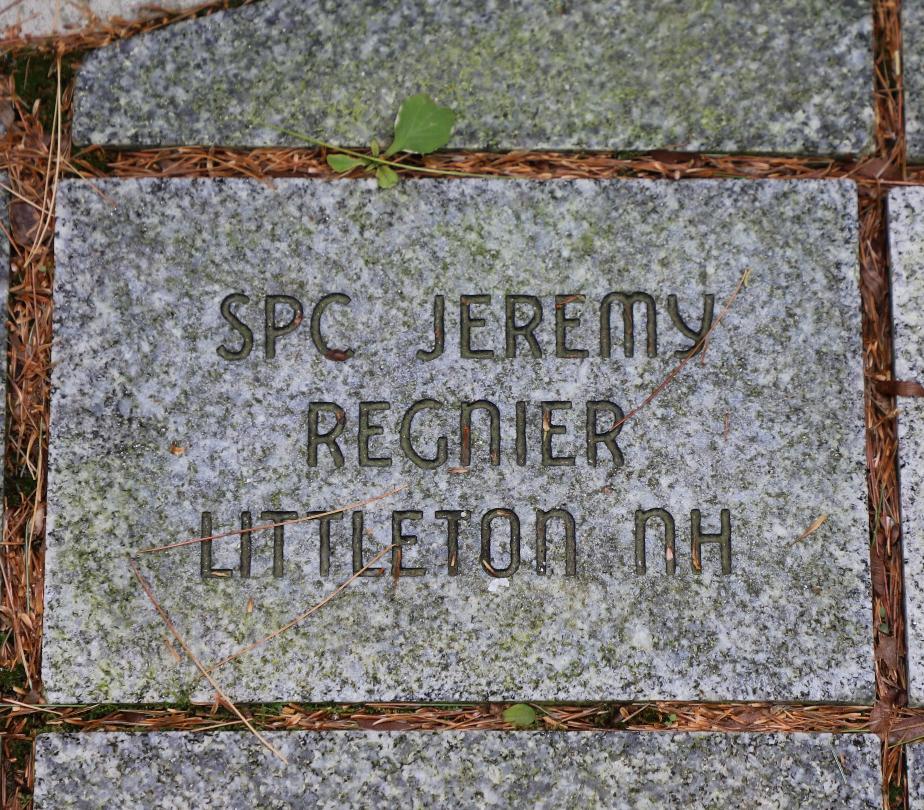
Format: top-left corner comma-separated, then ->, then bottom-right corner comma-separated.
33,731 -> 881,809
0,1 -> 203,37
72,0 -> 873,154
903,1 -> 924,159
910,744 -> 924,808
888,187 -> 924,703
45,177 -> 870,703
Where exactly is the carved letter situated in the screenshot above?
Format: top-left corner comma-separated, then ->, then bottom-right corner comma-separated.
217,293 -> 253,361
555,294 -> 589,359
505,294 -> 543,358
634,508 -> 676,575
392,510 -> 426,577
265,294 -> 303,360
358,401 -> 392,467
600,291 -> 657,358
515,400 -> 527,466
351,511 -> 384,577
460,400 -> 501,466
690,508 -> 731,575
307,402 -> 346,468
541,401 -> 574,467
436,509 -> 466,576
535,508 -> 577,575
481,508 -> 520,578
306,510 -> 343,576
417,295 -> 445,361
311,293 -> 354,360
400,399 -> 447,469
460,294 -> 494,359
667,293 -> 714,357
260,510 -> 298,577
586,400 -> 625,467
239,511 -> 252,578
200,511 -> 233,578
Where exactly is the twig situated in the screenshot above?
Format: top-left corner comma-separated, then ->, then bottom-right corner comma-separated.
128,557 -> 288,764
789,514 -> 829,546
206,543 -> 398,672
610,267 -> 752,432
137,484 -> 406,554
0,699 -> 62,716
24,53 -> 62,269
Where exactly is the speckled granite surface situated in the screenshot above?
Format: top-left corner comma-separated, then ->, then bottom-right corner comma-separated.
0,0 -> 202,37
45,177 -> 870,703
71,0 -> 873,154
888,188 -> 924,703
33,731 -> 881,810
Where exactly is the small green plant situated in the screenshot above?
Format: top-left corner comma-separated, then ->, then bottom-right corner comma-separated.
325,93 -> 456,187
502,703 -> 538,728
273,94 -> 498,188
327,94 -> 455,188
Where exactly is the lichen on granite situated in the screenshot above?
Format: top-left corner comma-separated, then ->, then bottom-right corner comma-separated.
45,177 -> 870,704
71,0 -> 873,154
33,731 -> 881,810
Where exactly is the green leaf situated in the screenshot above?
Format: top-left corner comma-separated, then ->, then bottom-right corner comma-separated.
385,93 -> 455,157
376,165 -> 399,189
502,703 -> 537,728
327,154 -> 367,173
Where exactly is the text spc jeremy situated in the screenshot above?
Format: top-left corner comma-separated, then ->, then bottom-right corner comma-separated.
213,290 -> 716,470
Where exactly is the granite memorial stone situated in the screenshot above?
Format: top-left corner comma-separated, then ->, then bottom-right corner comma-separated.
71,0 -> 873,154
33,731 -> 881,809
887,187 -> 924,703
44,177 -> 870,703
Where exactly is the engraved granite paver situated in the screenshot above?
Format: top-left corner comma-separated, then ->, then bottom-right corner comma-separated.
902,1 -> 924,159
33,731 -> 882,810
45,177 -> 870,703
71,0 -> 873,154
887,187 -> 924,703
